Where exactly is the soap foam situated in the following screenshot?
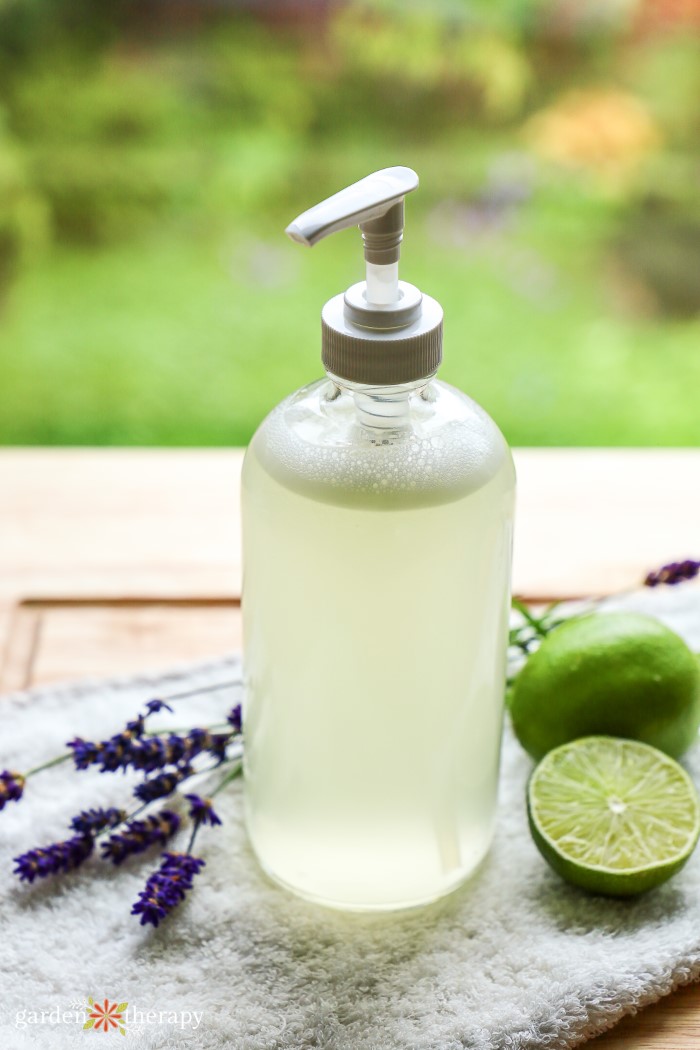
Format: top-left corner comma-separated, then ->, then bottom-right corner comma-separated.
253,380 -> 507,509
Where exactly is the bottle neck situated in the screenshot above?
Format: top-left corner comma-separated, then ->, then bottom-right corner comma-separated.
327,373 -> 435,431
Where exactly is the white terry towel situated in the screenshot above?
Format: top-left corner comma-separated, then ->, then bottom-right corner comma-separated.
1,584 -> 700,1048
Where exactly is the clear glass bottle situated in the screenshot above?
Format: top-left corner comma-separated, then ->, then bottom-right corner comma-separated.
242,169 -> 515,910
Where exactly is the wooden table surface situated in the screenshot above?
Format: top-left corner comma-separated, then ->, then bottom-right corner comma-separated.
2,446 -> 700,1047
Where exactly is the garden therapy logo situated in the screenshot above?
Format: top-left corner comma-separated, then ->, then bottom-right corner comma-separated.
84,997 -> 128,1035
13,998 -> 203,1031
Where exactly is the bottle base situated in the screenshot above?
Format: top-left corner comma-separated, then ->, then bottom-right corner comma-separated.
250,841 -> 491,913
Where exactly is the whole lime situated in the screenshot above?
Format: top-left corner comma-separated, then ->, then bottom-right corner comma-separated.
510,612 -> 700,760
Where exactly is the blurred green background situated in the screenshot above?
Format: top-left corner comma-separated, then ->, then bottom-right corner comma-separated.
1,0 -> 699,447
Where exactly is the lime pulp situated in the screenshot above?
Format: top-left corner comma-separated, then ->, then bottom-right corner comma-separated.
527,736 -> 700,896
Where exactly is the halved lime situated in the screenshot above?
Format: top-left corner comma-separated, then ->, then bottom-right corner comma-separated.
527,736 -> 700,896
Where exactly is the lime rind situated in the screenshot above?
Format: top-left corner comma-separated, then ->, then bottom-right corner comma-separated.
527,736 -> 700,896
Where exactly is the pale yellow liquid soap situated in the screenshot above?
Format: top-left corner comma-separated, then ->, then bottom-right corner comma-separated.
242,377 -> 515,909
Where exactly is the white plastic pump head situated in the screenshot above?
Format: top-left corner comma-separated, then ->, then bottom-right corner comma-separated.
285,167 -> 443,387
285,166 -> 418,306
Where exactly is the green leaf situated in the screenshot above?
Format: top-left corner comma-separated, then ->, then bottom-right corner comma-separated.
119,1027 -> 126,1036
83,1019 -> 95,1030
87,996 -> 94,1006
116,1002 -> 128,1013
511,598 -> 548,636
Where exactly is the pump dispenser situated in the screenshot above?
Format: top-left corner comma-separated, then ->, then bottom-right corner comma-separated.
287,166 -> 442,386
242,167 -> 516,910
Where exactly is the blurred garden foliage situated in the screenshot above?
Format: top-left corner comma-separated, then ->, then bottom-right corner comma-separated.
0,0 -> 699,444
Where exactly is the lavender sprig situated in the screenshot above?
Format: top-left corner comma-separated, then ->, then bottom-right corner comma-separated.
14,834 -> 94,883
13,807 -> 126,883
144,699 -> 174,716
70,807 -> 125,836
68,728 -> 234,775
100,811 -> 180,866
5,685 -> 240,809
227,704 -> 242,734
131,852 -> 206,928
130,762 -> 236,928
184,794 -> 223,828
67,698 -> 177,772
134,766 -> 193,804
0,770 -> 25,810
123,699 -> 174,739
645,559 -> 700,588
8,683 -> 241,912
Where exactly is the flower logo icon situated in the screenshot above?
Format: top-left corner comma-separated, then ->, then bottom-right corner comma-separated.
84,997 -> 128,1035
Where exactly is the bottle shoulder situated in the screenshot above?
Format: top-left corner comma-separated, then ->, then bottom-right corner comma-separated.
244,377 -> 514,509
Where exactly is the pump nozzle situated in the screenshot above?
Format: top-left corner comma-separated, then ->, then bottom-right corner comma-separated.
285,166 -> 418,305
284,166 -> 442,386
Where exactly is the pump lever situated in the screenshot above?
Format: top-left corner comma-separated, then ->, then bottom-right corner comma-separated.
285,166 -> 419,261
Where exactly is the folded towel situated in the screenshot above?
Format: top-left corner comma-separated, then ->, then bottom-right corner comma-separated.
2,584 -> 700,1049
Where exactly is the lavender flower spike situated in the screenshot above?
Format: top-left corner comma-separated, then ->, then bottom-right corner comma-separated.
69,727 -> 234,775
14,808 -> 126,882
227,704 -> 242,734
645,559 -> 700,588
66,738 -> 101,770
0,770 -> 25,810
185,794 -> 223,827
67,697 -> 177,773
134,766 -> 192,804
126,698 -> 175,737
145,699 -> 174,716
14,835 -> 93,883
69,807 -> 125,836
101,811 -> 180,865
131,852 -> 206,927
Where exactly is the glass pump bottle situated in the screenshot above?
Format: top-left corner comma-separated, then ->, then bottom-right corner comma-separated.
242,167 -> 515,911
